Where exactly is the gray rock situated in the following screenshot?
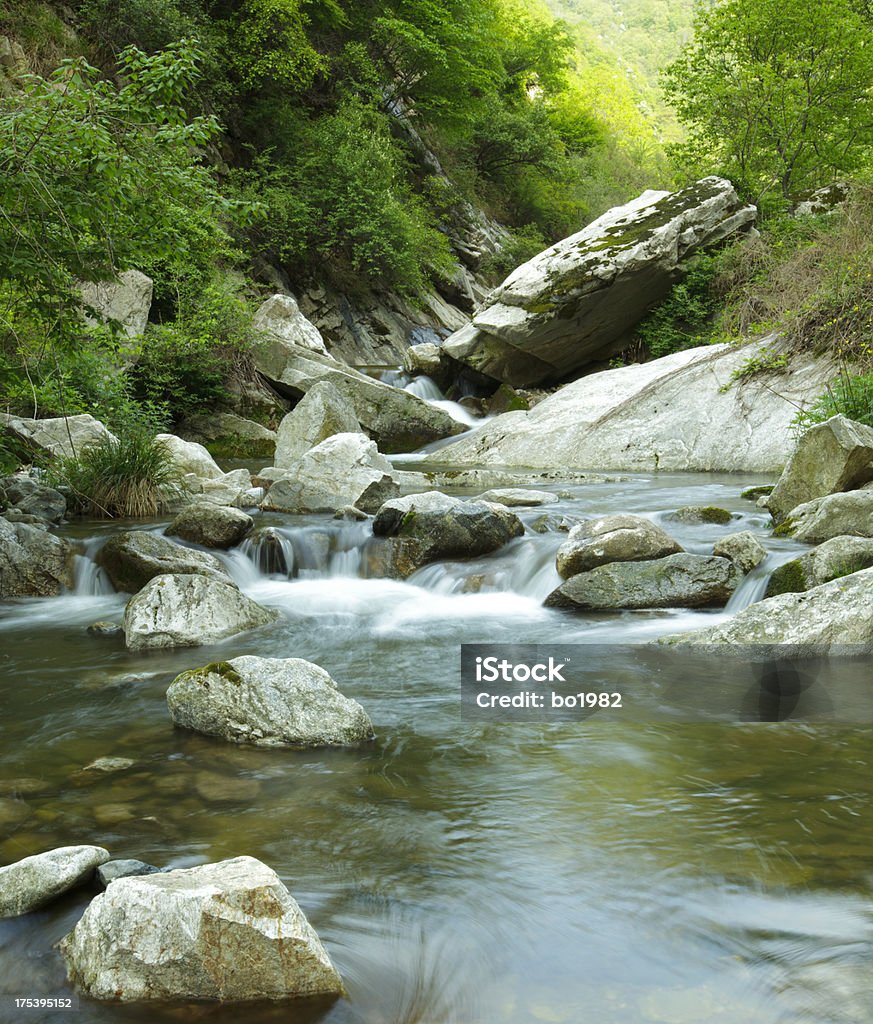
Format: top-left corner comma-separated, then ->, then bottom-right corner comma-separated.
778,491 -> 873,543
767,415 -> 873,522
668,505 -> 734,525
663,566 -> 873,650
740,485 -> 774,501
765,536 -> 873,596
1,413 -> 116,460
274,381 -> 360,469
95,530 -> 230,593
370,491 -> 524,578
58,856 -> 344,1000
166,503 -> 253,549
253,292 -> 329,356
122,574 -> 279,651
477,488 -> 559,507
712,531 -> 767,575
426,339 -> 831,473
556,514 -> 682,579
167,656 -> 374,748
80,269 -> 153,339
155,434 -> 223,481
177,412 -> 277,460
0,846 -> 110,918
87,621 -> 122,638
263,433 -> 400,514
403,342 -> 443,378
0,474 -> 66,523
545,553 -> 737,610
0,518 -> 73,597
443,177 -> 756,386
334,505 -> 368,521
198,468 -> 254,507
96,859 -> 162,889
82,757 -> 134,773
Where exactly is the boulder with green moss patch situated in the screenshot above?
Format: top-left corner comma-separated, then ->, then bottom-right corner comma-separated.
776,490 -> 873,543
668,505 -> 734,525
765,535 -> 873,596
177,412 -> 277,460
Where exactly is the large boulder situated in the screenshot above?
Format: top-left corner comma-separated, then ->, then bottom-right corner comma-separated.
767,415 -> 873,522
777,490 -> 873,543
176,412 -> 277,460
0,474 -> 66,524
443,177 -> 756,387
545,553 -> 737,610
0,518 -> 73,597
663,566 -> 873,649
251,342 -> 465,453
0,846 -> 110,918
96,531 -> 230,593
79,269 -> 153,339
274,381 -> 360,469
253,292 -> 329,357
1,413 -> 116,460
556,514 -> 682,578
425,339 -> 831,472
167,656 -> 374,747
166,503 -> 254,549
155,434 -> 223,481
58,856 -> 344,1001
263,433 -> 399,514
765,536 -> 873,596
122,574 -> 279,651
370,491 -> 524,578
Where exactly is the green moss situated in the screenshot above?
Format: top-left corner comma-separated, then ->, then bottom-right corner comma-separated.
764,559 -> 807,597
670,505 -> 733,524
772,517 -> 797,537
181,661 -> 244,687
204,437 -> 275,460
741,485 -> 774,500
523,301 -> 557,315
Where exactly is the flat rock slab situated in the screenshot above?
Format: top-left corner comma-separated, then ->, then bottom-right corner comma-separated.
58,856 -> 344,1001
477,488 -> 559,507
0,846 -> 110,918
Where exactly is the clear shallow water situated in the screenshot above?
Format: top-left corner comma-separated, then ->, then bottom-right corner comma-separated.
2,472 -> 872,1024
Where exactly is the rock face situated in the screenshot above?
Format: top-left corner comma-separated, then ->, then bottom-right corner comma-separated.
0,518 -> 73,597
712,531 -> 767,575
765,536 -> 873,596
1,413 -> 116,460
80,269 -> 153,339
556,514 -> 682,578
767,415 -> 873,522
274,381 -> 360,469
177,412 -> 277,460
443,177 -> 757,387
663,566 -> 873,649
0,474 -> 66,524
779,491 -> 873,543
253,293 -> 329,356
426,339 -> 831,472
545,553 -> 737,609
96,531 -> 230,593
167,503 -> 254,549
0,846 -> 110,918
58,856 -> 344,1001
252,341 -> 465,453
263,433 -> 399,514
122,574 -> 279,651
370,491 -> 524,577
167,656 -> 374,747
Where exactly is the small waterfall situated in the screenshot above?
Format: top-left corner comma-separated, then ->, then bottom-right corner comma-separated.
71,539 -> 114,596
236,522 -> 372,581
725,549 -> 802,613
404,375 -> 444,401
402,374 -> 486,428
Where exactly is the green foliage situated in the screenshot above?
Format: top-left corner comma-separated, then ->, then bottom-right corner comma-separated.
720,346 -> 789,391
634,253 -> 722,358
481,224 -> 547,280
794,368 -> 873,431
226,0 -> 326,91
663,0 -> 873,198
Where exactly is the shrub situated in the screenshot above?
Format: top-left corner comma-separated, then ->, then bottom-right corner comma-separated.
634,252 -> 722,358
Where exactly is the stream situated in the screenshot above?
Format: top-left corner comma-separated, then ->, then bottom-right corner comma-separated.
1,466 -> 872,1024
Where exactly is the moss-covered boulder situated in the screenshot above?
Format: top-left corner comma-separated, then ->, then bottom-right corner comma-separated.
775,490 -> 873,543
177,412 -> 277,460
668,505 -> 734,525
765,535 -> 873,596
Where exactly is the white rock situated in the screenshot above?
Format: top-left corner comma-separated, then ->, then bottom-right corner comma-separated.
274,381 -> 360,469
253,293 -> 328,356
781,490 -> 873,543
80,269 -> 153,339
2,413 -> 116,460
155,434 -> 223,480
0,846 -> 110,918
712,531 -> 767,575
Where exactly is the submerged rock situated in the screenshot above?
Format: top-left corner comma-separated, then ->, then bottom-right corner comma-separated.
0,846 -> 110,918
167,656 -> 374,748
765,536 -> 873,596
767,415 -> 873,523
668,505 -> 734,525
712,531 -> 767,575
556,514 -> 682,579
166,503 -> 254,549
274,380 -> 360,469
0,518 -> 73,598
58,856 -> 344,1001
546,553 -> 737,610
96,530 -> 230,593
777,490 -> 873,543
123,574 -> 279,651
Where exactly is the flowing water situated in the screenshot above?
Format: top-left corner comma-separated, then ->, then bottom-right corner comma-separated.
1,470 -> 872,1024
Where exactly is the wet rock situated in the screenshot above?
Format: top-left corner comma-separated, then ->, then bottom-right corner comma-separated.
0,797 -> 31,829
0,845 -> 110,918
166,503 -> 253,549
663,566 -> 873,649
199,468 -> 254,507
263,433 -> 400,514
0,518 -> 74,597
123,574 -> 279,651
93,804 -> 136,827
83,757 -> 135,774
1,413 -> 116,460
0,778 -> 51,797
668,505 -> 734,525
546,553 -> 737,610
556,514 -> 682,579
87,621 -> 122,638
177,412 -> 277,460
765,536 -> 873,596
334,505 -> 368,521
403,342 -> 450,387
274,380 -> 360,469
155,433 -> 223,481
58,856 -> 344,1001
95,530 -> 230,593
741,485 -> 774,501
0,474 -> 66,524
777,490 -> 873,543
370,491 -> 524,578
477,488 -> 559,507
443,177 -> 756,386
167,656 -> 374,748
712,531 -> 767,575
767,415 -> 873,523
194,771 -> 262,803
96,859 -> 162,888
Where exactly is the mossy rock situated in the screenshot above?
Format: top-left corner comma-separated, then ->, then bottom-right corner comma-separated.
740,485 -> 774,501
668,505 -> 734,525
764,559 -> 809,597
203,437 -> 276,460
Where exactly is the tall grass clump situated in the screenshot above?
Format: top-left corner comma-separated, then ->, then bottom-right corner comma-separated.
794,365 -> 873,432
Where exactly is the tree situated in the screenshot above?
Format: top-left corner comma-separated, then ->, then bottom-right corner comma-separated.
663,0 -> 873,198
